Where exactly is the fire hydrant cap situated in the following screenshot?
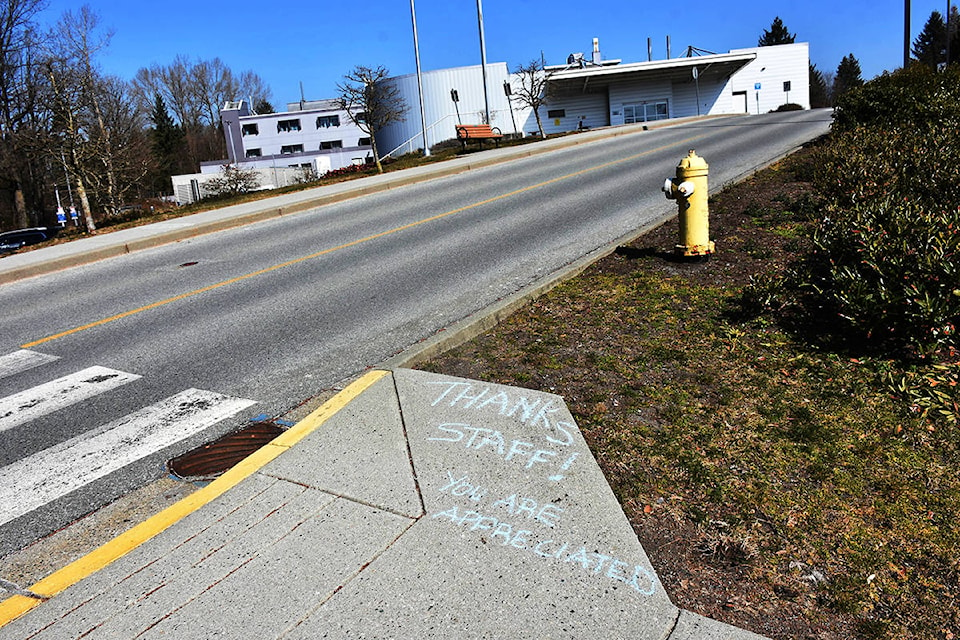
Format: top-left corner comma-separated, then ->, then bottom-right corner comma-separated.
677,149 -> 708,178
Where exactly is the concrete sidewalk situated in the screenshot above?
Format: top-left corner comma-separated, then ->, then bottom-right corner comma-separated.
0,368 -> 767,639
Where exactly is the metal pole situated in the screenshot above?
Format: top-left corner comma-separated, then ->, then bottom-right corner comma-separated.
476,0 -> 491,125
504,81 -> 518,135
948,0 -> 953,66
410,0 -> 430,156
693,67 -> 701,116
226,121 -> 237,164
905,0 -> 911,68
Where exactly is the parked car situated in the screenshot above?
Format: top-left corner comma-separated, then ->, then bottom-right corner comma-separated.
0,226 -> 60,253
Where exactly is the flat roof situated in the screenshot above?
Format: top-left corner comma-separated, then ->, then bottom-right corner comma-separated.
547,51 -> 757,95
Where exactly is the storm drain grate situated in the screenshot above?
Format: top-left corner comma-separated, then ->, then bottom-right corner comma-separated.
167,421 -> 285,480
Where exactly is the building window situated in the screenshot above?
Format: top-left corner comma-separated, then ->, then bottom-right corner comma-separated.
245,148 -> 262,157
358,137 -> 371,146
623,101 -> 669,124
547,109 -> 566,118
277,119 -> 301,133
316,115 -> 340,128
241,123 -> 259,136
320,140 -> 343,150
280,144 -> 304,154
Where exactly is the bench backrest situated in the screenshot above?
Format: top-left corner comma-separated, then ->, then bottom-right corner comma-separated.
456,124 -> 500,138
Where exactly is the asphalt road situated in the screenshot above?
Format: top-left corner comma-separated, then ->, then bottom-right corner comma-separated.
0,110 -> 832,554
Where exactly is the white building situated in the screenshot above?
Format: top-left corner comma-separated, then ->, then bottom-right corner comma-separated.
376,63 -> 515,157
173,99 -> 375,204
214,99 -> 373,176
380,41 -> 810,155
172,40 -> 809,204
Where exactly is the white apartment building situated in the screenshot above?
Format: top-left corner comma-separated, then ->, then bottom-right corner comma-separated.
173,99 -> 374,204
212,99 -> 373,176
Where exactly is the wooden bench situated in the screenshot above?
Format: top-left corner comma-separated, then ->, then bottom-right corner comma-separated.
455,124 -> 503,150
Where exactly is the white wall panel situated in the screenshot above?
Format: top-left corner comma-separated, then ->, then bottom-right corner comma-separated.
729,43 -> 810,112
378,63 -> 513,156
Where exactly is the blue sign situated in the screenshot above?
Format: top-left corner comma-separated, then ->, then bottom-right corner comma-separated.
755,83 -> 761,90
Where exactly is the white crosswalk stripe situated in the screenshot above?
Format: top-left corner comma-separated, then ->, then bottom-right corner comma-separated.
0,366 -> 142,434
0,349 -> 59,380
0,388 -> 256,527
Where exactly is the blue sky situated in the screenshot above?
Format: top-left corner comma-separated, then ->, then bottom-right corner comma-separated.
38,0 -> 943,106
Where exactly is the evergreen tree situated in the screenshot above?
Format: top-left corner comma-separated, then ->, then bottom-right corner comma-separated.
759,17 -> 796,46
809,63 -> 829,108
833,54 -> 864,101
253,98 -> 274,114
948,6 -> 960,65
149,93 -> 186,192
912,11 -> 946,68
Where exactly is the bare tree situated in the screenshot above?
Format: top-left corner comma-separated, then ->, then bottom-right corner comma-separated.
132,57 -> 272,169
239,70 -> 273,112
45,56 -> 95,231
512,60 -> 552,139
336,65 -> 407,173
84,74 -> 151,207
0,0 -> 48,228
51,5 -> 121,216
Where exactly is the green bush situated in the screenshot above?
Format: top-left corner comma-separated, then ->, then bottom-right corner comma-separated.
813,123 -> 960,212
832,64 -> 960,133
809,197 -> 959,357
745,65 -> 960,366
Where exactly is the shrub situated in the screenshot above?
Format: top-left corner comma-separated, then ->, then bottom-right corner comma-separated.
773,103 -> 804,112
804,66 -> 960,359
832,64 -> 960,133
744,65 -> 960,365
807,197 -> 959,357
203,165 -> 261,198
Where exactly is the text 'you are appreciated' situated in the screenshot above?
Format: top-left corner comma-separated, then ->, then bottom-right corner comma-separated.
418,379 -> 658,597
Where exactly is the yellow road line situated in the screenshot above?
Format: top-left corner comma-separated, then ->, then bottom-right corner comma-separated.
21,134 -> 703,349
0,369 -> 389,628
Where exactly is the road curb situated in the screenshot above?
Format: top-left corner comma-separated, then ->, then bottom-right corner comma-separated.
0,370 -> 388,629
0,117 -> 714,286
381,137 -> 814,371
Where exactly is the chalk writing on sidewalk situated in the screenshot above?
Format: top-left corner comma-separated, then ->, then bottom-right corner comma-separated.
427,423 -> 580,482
426,380 -> 575,447
432,470 -> 657,596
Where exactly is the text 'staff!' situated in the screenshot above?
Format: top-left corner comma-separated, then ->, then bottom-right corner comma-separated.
394,369 -> 665,600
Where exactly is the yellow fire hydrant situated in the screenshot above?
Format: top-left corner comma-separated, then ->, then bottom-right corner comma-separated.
662,150 -> 715,259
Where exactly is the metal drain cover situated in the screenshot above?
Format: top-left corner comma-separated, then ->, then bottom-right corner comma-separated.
167,421 -> 284,479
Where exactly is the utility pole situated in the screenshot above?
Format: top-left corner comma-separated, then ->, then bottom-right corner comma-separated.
410,0 -> 430,156
905,0 -> 911,68
948,0 -> 953,66
476,0 -> 491,125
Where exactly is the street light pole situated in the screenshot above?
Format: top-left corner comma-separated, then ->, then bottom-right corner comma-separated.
905,0 -> 911,68
948,0 -> 953,66
476,0 -> 491,125
410,0 -> 430,156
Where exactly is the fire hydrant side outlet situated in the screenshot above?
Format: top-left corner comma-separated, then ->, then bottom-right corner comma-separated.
667,150 -> 715,258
